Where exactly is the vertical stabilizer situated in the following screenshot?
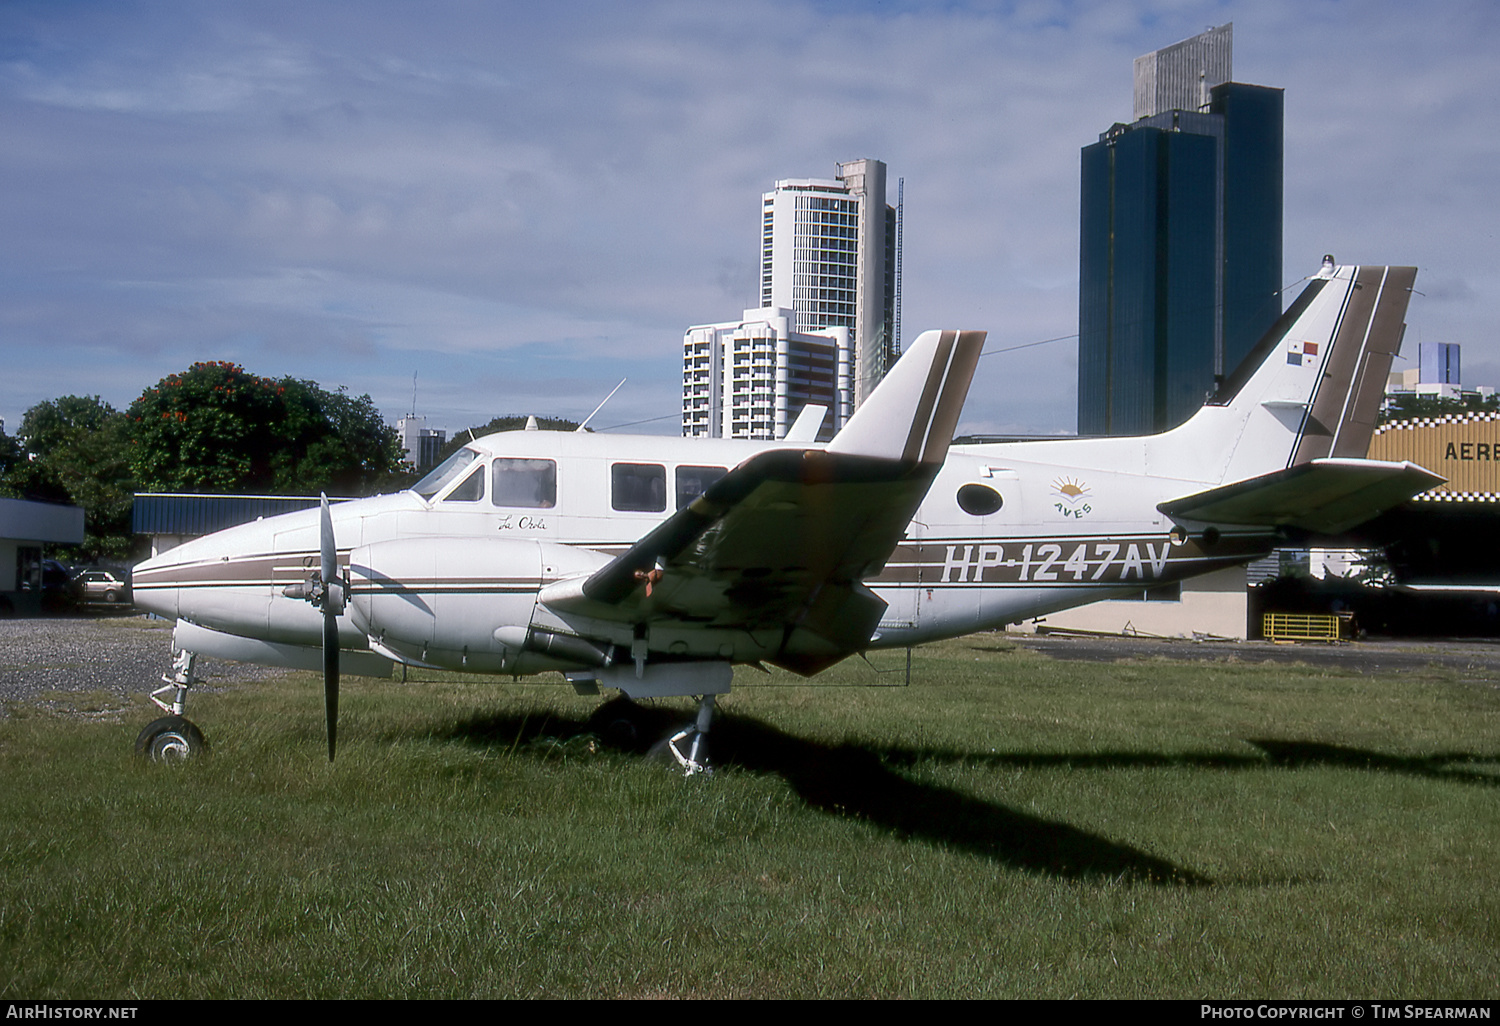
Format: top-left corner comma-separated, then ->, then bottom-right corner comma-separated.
1158,263 -> 1416,486
1288,265 -> 1415,464
828,329 -> 985,465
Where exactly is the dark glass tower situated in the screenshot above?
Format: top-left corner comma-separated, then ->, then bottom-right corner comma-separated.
1078,26 -> 1283,436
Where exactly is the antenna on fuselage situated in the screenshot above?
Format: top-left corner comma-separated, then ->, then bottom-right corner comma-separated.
576,379 -> 626,433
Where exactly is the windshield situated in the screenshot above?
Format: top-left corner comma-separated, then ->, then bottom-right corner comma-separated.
411,448 -> 479,500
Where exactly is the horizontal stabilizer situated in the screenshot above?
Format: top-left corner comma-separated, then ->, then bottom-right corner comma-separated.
1158,458 -> 1444,535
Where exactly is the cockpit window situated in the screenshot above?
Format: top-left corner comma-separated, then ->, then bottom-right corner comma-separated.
493,458 -> 556,508
676,465 -> 727,509
444,466 -> 486,503
413,448 -> 478,500
612,463 -> 666,512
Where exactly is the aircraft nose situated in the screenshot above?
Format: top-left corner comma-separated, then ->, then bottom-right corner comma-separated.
130,550 -> 183,619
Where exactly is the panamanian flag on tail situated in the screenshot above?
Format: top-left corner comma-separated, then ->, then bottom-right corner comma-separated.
1287,340 -> 1320,366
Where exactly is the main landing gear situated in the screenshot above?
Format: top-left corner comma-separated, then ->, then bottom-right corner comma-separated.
572,659 -> 732,776
666,694 -> 718,776
587,692 -> 721,776
135,649 -> 208,762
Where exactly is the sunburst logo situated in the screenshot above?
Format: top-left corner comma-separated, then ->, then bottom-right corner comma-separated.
1052,477 -> 1090,503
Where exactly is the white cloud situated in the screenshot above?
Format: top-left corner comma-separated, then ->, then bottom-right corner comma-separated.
2,0 -> 1497,438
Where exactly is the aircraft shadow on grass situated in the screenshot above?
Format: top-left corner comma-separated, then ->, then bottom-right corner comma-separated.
437,699 -> 1212,886
875,739 -> 1500,791
433,701 -> 1498,886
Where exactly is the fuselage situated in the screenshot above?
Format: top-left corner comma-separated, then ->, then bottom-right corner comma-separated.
130,265 -> 1424,685
132,427 -> 1273,677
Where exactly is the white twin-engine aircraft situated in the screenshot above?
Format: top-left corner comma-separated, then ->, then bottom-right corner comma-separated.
132,262 -> 1442,772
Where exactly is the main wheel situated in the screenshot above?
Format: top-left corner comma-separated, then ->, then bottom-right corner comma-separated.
587,695 -> 667,753
135,716 -> 207,763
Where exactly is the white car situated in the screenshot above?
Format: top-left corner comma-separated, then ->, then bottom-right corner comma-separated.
75,569 -> 131,605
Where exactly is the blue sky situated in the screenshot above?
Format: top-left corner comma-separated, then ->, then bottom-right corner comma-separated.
3,0 -> 1497,440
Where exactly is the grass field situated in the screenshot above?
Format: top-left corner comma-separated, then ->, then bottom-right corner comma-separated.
1,631 -> 1497,998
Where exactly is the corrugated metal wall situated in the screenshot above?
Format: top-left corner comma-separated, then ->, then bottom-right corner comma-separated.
132,494 -> 342,536
1368,413 -> 1500,498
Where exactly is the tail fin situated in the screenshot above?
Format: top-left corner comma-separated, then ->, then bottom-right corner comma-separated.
1162,264 -> 1416,485
829,329 -> 985,464
1287,265 -> 1415,464
1155,264 -> 1440,534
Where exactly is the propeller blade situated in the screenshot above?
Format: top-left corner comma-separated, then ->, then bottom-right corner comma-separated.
324,607 -> 339,762
319,494 -> 344,615
319,493 -> 342,761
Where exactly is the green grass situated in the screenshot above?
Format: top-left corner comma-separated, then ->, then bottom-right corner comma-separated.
1,635 -> 1496,998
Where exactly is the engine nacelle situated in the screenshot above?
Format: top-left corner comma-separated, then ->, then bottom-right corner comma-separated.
348,536 -> 614,673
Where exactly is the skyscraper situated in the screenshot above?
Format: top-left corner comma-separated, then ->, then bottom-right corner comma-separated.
684,158 -> 899,440
760,158 -> 898,411
1078,24 -> 1283,435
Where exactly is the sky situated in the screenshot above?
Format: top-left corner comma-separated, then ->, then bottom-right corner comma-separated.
3,0 -> 1497,442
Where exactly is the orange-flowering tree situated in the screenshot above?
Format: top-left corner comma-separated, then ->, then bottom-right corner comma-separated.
128,362 -> 407,495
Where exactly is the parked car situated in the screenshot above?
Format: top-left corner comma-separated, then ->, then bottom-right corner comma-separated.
74,568 -> 131,605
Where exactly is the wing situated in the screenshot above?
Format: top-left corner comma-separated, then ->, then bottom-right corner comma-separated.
542,329 -> 985,674
1158,458 -> 1445,535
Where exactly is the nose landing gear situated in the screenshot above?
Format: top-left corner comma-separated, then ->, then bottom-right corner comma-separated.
136,649 -> 208,763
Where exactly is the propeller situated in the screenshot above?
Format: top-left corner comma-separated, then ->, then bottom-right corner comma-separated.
281,493 -> 345,761
318,494 -> 344,761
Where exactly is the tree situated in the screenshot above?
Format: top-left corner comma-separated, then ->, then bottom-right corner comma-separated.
0,396 -> 138,561
128,362 -> 286,493
128,362 -> 407,496
0,427 -> 23,484
275,379 -> 412,496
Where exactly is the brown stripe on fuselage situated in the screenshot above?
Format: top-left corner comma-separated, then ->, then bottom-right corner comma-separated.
132,550 -> 341,589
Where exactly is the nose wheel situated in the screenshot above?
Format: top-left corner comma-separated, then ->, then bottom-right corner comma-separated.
135,715 -> 207,763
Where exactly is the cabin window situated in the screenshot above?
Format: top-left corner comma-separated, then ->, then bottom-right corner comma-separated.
612,463 -> 667,512
956,483 -> 1003,516
492,458 -> 556,508
413,448 -> 478,500
675,465 -> 727,509
444,467 -> 486,503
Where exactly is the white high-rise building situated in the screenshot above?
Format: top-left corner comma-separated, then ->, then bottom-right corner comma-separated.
396,415 -> 446,471
683,158 -> 899,441
682,309 -> 848,441
1133,22 -> 1232,118
760,158 -> 898,411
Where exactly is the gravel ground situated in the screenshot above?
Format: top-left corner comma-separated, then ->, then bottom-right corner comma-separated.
3,613 -> 1498,718
0,611 -> 296,717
